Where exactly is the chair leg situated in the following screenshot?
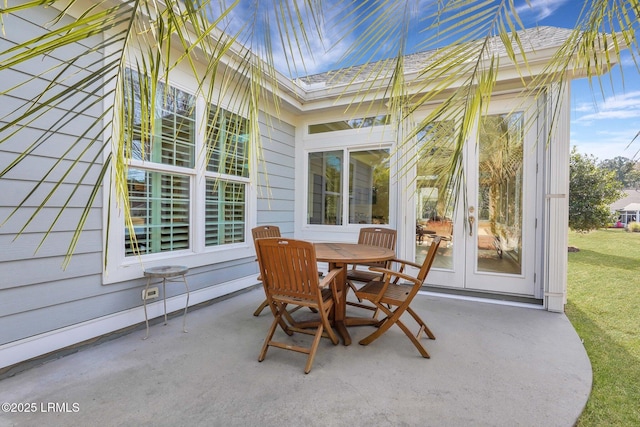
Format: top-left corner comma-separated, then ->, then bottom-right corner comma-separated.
253,298 -> 269,316
360,304 -> 432,358
304,324 -> 325,374
347,280 -> 363,302
407,307 -> 435,340
394,318 -> 431,358
258,310 -> 282,362
266,300 -> 294,336
358,304 -> 398,346
320,308 -> 339,345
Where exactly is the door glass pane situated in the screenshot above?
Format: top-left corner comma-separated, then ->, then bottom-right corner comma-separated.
415,122 -> 455,269
477,112 -> 523,274
349,149 -> 390,224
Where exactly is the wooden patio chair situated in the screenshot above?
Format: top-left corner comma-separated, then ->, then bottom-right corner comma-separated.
252,225 -> 320,317
255,238 -> 342,374
251,225 -> 282,316
354,236 -> 441,358
346,227 -> 397,310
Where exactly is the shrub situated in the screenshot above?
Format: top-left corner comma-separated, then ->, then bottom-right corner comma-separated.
626,222 -> 640,232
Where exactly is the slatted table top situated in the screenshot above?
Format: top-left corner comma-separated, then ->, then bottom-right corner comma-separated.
314,242 -> 394,264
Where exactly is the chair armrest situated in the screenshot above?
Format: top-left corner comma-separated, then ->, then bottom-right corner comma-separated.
319,267 -> 344,303
368,266 -> 421,285
389,258 -> 422,270
370,258 -> 421,284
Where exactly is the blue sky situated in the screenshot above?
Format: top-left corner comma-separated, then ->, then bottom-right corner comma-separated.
214,0 -> 640,161
531,1 -> 640,162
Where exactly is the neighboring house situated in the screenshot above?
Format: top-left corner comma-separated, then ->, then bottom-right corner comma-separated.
0,3 -> 619,369
611,189 -> 640,225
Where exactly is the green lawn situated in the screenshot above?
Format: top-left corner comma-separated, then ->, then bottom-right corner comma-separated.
566,229 -> 640,426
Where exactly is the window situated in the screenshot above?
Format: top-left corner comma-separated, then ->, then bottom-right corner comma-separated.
307,149 -> 390,225
204,107 -> 249,246
308,115 -> 390,134
127,170 -> 190,255
308,151 -> 343,224
123,69 -> 249,257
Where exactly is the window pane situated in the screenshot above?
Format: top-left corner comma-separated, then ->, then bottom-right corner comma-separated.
206,107 -> 249,177
308,151 -> 343,225
415,121 -> 456,269
308,115 -> 390,134
126,169 -> 190,256
124,69 -> 196,168
349,150 -> 390,224
205,179 -> 246,246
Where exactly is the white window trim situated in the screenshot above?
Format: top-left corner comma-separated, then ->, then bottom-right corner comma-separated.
102,74 -> 255,285
301,142 -> 396,234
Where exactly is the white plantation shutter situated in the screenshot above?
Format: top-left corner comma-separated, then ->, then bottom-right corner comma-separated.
159,174 -> 190,251
205,179 -> 246,246
126,170 -> 190,256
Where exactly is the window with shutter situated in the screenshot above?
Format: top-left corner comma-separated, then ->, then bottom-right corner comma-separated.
122,69 -> 249,259
124,70 -> 195,256
205,180 -> 246,246
204,106 -> 249,247
126,170 -> 190,256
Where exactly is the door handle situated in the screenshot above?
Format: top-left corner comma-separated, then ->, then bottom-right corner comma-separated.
468,206 -> 475,236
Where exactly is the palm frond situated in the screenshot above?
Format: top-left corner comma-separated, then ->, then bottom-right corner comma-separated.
2,0 -> 638,265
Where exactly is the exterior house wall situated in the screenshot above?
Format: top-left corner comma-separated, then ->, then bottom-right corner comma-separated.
1,6 -> 614,369
255,115 -> 296,237
0,5 -> 296,369
0,5 -> 106,346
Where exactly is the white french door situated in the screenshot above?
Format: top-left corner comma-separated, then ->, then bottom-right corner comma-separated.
410,98 -> 539,297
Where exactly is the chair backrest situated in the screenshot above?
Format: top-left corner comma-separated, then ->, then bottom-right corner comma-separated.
255,238 -> 323,304
251,225 -> 281,241
416,236 -> 442,283
356,227 -> 397,267
251,225 -> 281,254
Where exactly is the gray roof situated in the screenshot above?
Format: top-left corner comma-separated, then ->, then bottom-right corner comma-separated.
611,189 -> 640,211
297,26 -> 575,87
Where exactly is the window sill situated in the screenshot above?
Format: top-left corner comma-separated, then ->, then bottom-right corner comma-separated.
102,243 -> 253,285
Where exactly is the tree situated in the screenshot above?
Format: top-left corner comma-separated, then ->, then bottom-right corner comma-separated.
1,0 -> 638,262
570,148 -> 624,232
599,156 -> 640,188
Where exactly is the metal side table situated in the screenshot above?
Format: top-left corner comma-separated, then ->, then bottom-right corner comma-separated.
142,265 -> 190,340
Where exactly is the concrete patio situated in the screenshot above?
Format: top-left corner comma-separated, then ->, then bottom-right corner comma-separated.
0,288 -> 591,427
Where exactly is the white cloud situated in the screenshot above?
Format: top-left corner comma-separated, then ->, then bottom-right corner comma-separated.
515,0 -> 570,21
578,109 -> 640,121
575,91 -> 640,122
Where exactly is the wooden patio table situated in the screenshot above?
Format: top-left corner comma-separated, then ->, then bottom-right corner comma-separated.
313,242 -> 395,346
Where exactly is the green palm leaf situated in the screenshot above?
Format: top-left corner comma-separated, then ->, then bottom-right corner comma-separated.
1,0 -> 637,264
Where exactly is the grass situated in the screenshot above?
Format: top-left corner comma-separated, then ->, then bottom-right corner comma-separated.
566,228 -> 640,426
